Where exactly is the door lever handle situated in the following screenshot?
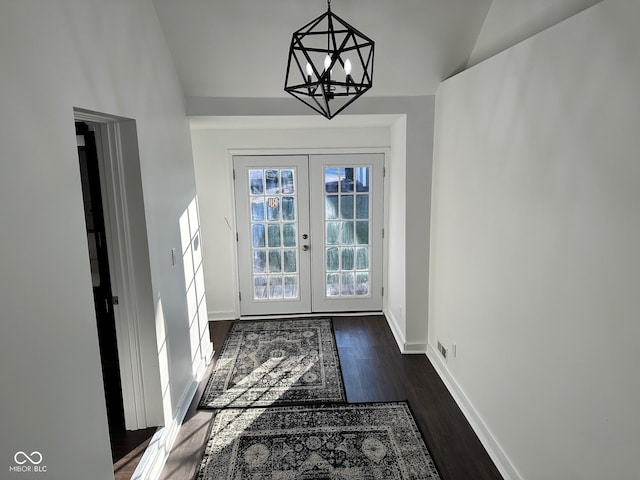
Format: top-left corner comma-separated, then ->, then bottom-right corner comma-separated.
302,245 -> 310,251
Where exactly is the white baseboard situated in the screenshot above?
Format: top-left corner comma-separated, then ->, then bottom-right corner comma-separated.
384,308 -> 406,352
426,344 -> 522,480
384,309 -> 427,354
208,310 -> 237,321
403,342 -> 427,354
131,366 -> 206,480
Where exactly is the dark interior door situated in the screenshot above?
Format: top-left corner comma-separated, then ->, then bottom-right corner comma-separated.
76,122 -> 125,433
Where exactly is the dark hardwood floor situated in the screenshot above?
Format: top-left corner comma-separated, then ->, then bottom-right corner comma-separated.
156,315 -> 503,480
112,427 -> 157,479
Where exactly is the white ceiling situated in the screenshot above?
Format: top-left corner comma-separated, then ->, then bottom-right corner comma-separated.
152,0 -> 493,98
152,0 -> 602,100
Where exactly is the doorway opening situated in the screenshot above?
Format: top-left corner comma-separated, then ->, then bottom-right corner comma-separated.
76,121 -> 126,440
75,120 -> 157,470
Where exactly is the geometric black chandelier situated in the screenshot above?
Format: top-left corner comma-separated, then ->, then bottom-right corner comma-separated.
284,0 -> 375,119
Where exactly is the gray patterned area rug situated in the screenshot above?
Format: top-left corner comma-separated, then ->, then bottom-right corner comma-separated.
196,402 -> 442,479
198,318 -> 346,409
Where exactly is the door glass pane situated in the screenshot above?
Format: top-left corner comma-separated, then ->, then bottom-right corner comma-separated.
281,169 -> 295,194
267,197 -> 280,221
283,224 -> 297,247
323,165 -> 373,298
325,195 -> 338,219
342,168 -> 355,192
341,221 -> 354,245
248,167 -> 301,302
282,197 -> 296,221
356,247 -> 369,270
356,195 -> 369,219
326,222 -> 339,245
326,273 -> 339,296
267,224 -> 281,247
356,221 -> 369,244
268,250 -> 282,273
341,247 -> 354,270
251,198 -> 265,222
355,167 -> 369,192
254,276 -> 267,299
341,272 -> 355,295
341,195 -> 354,219
284,276 -> 298,298
356,272 -> 369,295
252,224 -> 265,248
249,170 -> 264,194
269,276 -> 283,299
253,250 -> 266,273
283,249 -> 297,272
326,247 -> 339,271
265,170 -> 279,194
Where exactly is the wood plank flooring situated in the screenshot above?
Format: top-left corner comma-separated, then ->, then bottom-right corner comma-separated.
157,315 -> 503,480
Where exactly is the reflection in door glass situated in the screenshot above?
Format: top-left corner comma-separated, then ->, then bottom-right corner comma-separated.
248,168 -> 300,301
323,166 -> 372,297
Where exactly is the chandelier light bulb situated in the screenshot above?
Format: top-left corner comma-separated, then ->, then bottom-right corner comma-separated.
306,62 -> 313,83
324,54 -> 332,71
344,58 -> 352,75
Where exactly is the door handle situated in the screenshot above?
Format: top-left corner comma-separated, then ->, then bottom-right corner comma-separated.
302,245 -> 310,251
302,234 -> 309,239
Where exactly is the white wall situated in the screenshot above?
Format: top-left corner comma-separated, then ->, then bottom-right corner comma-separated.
0,1 -> 204,479
430,1 -> 640,478
188,95 -> 434,351
467,0 -> 602,67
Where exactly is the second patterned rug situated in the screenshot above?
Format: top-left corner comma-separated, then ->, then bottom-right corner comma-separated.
196,402 -> 442,479
198,318 -> 346,409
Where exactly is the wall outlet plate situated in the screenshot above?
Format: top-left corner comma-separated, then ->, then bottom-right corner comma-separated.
437,341 -> 448,359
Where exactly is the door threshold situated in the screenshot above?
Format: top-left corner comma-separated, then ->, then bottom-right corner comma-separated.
238,311 -> 383,321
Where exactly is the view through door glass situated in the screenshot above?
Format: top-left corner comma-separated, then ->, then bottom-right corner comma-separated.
234,153 -> 383,316
310,154 -> 384,312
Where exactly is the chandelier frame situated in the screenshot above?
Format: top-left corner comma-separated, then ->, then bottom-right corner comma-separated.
284,0 -> 375,119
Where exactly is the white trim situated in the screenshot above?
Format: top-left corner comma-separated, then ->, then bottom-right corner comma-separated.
403,342 -> 427,354
208,310 -> 239,321
130,377 -> 201,480
99,122 -> 148,428
228,146 -> 389,157
426,344 -> 523,480
384,309 -> 427,354
239,311 -> 383,321
384,307 -> 406,352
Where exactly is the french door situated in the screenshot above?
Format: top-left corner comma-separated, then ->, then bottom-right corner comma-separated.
234,153 -> 383,316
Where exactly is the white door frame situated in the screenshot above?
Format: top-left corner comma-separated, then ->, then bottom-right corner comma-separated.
230,148 -> 388,317
74,108 -> 162,429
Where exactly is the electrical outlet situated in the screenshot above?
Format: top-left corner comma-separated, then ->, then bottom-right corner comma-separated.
437,341 -> 447,359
